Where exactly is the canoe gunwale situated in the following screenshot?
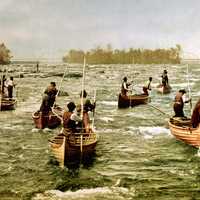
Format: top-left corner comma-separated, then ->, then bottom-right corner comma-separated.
168,120 -> 200,147
49,131 -> 98,167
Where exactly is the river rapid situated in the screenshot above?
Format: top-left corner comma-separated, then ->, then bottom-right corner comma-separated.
1,63 -> 200,200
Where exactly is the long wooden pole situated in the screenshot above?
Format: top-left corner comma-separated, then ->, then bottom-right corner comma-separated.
81,57 -> 86,120
51,67 -> 69,124
187,64 -> 192,115
80,56 -> 86,162
52,65 -> 68,108
92,89 -> 96,129
0,66 -> 4,111
147,104 -> 171,117
16,65 -> 22,99
147,104 -> 188,123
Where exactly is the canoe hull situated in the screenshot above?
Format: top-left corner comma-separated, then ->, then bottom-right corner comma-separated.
0,98 -> 16,111
118,93 -> 149,108
49,132 -> 98,168
156,85 -> 171,94
168,120 -> 200,148
32,110 -> 61,129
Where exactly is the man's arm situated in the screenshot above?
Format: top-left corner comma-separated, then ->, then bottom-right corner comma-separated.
71,113 -> 82,122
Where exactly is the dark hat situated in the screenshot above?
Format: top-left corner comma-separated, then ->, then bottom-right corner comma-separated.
67,102 -> 76,111
179,89 -> 186,94
149,77 -> 152,81
50,82 -> 56,87
164,70 -> 167,74
123,77 -> 127,82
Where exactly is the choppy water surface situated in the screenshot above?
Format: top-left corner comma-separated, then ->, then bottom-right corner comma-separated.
1,63 -> 200,200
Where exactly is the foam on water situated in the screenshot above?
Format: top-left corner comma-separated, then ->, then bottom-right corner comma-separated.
33,186 -> 134,200
100,117 -> 114,123
171,82 -> 195,88
100,101 -> 118,106
138,126 -> 170,139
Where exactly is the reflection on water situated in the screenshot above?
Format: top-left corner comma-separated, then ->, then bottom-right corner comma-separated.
1,63 -> 200,200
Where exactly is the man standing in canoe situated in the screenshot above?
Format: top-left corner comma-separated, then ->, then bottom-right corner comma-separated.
44,82 -> 58,107
143,77 -> 152,95
77,90 -> 95,133
191,99 -> 200,128
161,70 -> 169,87
0,75 -> 7,95
173,89 -> 191,117
63,102 -> 82,133
121,77 -> 132,96
39,82 -> 58,114
5,76 -> 16,99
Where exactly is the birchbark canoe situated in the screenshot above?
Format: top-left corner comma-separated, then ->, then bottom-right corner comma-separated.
32,107 -> 62,129
0,98 -> 17,111
168,118 -> 200,148
49,130 -> 98,168
156,84 -> 171,94
118,93 -> 149,108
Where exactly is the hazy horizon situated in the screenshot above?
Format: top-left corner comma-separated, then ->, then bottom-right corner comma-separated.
1,0 -> 200,60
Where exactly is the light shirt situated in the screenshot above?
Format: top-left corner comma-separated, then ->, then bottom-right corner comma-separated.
144,81 -> 151,89
70,110 -> 82,122
5,80 -> 14,87
182,94 -> 189,103
123,82 -> 128,90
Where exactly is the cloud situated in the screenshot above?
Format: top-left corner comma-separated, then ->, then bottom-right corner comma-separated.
0,0 -> 200,59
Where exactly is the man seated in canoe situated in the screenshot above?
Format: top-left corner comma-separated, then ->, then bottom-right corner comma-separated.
191,99 -> 200,128
121,76 -> 132,96
143,77 -> 152,96
173,89 -> 191,118
77,90 -> 95,133
63,102 -> 82,134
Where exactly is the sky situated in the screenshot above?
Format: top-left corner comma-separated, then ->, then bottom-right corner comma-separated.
0,0 -> 200,60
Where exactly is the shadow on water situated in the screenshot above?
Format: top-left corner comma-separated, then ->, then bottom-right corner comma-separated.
47,153 -> 110,193
49,151 -> 97,171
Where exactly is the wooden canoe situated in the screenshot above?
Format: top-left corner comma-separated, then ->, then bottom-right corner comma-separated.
0,98 -> 17,111
118,93 -> 149,108
168,118 -> 200,148
32,107 -> 62,129
156,84 -> 171,94
49,130 -> 98,168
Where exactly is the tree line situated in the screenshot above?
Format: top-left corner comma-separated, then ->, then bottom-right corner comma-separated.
63,44 -> 181,64
0,43 -> 12,65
